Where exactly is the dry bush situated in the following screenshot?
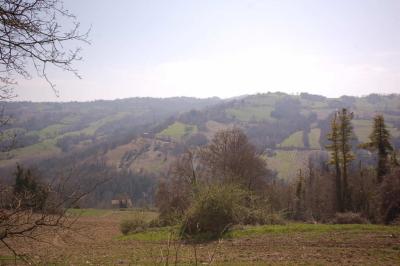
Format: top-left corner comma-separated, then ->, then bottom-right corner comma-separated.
181,184 -> 247,239
120,216 -> 148,235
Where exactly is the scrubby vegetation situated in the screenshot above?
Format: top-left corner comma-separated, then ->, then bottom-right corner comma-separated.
150,128 -> 290,240
146,111 -> 400,241
120,216 -> 148,235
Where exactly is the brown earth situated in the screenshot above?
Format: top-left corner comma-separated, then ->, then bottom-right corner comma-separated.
0,211 -> 399,265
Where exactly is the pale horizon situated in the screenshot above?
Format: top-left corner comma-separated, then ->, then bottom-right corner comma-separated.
13,0 -> 400,102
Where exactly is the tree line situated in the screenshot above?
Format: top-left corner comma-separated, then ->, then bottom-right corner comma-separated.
295,109 -> 399,224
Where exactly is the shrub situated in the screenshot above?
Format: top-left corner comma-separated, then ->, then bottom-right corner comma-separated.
148,214 -> 181,228
332,212 -> 369,224
120,216 -> 148,235
180,184 -> 247,239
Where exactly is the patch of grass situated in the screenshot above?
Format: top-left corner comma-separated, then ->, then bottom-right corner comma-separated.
80,112 -> 129,136
353,119 -> 372,142
158,122 -> 197,140
280,131 -> 304,148
37,123 -> 66,140
243,93 -> 287,106
226,106 -> 274,122
117,227 -> 175,241
10,139 -> 60,158
116,222 -> 400,242
0,255 -> 20,261
60,112 -> 129,138
351,119 -> 399,142
225,223 -> 400,239
60,114 -> 80,124
267,150 -> 314,180
308,128 -> 321,149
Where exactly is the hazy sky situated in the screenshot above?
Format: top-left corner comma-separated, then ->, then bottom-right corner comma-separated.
15,0 -> 400,101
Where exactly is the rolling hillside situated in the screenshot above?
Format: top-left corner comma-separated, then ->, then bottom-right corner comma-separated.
1,92 -> 400,184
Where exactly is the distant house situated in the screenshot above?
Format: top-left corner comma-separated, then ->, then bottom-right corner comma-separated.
111,194 -> 133,208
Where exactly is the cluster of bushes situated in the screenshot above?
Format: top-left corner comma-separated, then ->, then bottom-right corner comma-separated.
180,184 -> 285,239
119,128 -> 286,239
120,216 -> 149,235
149,129 -> 286,239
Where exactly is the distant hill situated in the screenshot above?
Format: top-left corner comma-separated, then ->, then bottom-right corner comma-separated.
1,92 -> 400,204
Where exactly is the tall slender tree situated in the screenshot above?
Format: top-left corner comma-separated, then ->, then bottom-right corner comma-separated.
360,114 -> 393,183
326,113 -> 343,211
337,108 -> 355,211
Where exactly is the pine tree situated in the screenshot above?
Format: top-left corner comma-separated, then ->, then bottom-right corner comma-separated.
337,108 -> 355,211
326,113 -> 343,211
360,114 -> 393,183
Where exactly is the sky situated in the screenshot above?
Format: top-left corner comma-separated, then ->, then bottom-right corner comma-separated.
15,0 -> 400,101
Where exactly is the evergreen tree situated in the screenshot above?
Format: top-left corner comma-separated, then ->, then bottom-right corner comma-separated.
360,115 -> 393,183
337,108 -> 355,211
326,113 -> 343,211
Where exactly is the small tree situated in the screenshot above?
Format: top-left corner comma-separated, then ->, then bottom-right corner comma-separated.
199,127 -> 270,190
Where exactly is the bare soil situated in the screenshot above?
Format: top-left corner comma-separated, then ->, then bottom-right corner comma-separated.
1,211 -> 399,265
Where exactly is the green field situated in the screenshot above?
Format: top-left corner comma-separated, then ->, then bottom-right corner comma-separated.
36,123 -> 66,140
119,222 -> 400,241
280,130 -> 304,148
158,122 -> 197,140
60,112 -> 129,137
308,128 -> 321,149
267,150 -> 313,180
351,119 -> 400,143
226,106 -> 274,122
8,139 -> 60,160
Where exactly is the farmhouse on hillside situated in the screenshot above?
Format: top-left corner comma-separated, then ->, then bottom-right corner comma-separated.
111,194 -> 133,208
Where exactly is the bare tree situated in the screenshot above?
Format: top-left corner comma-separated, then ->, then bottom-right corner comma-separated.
0,0 -> 89,97
0,0 -> 89,155
199,127 -> 270,190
